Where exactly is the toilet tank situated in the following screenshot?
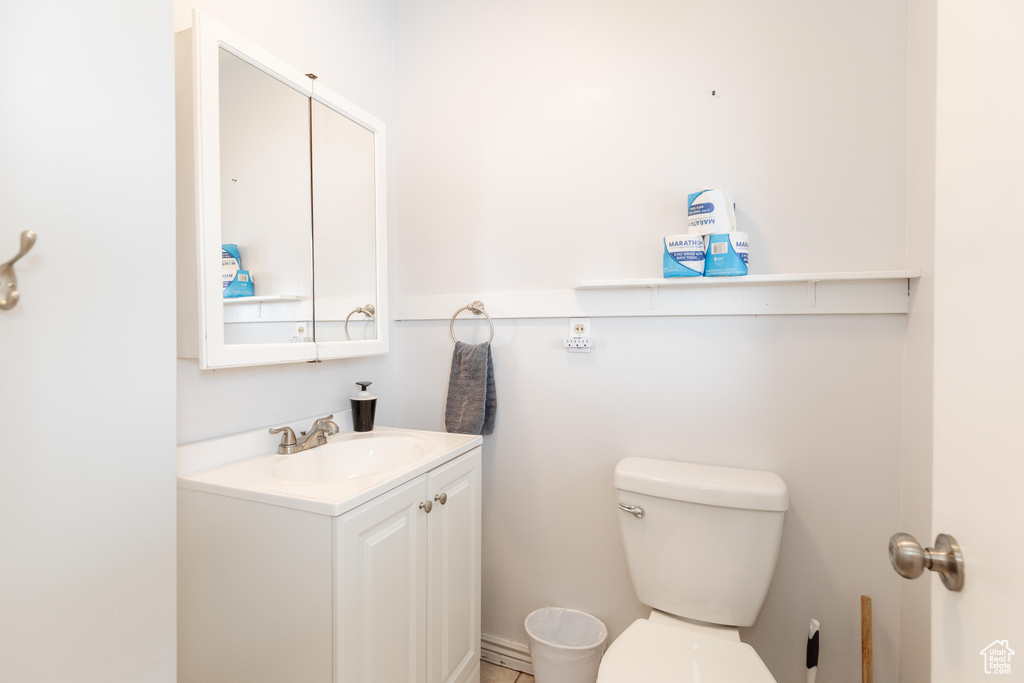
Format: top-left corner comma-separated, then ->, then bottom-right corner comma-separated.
614,458 -> 789,628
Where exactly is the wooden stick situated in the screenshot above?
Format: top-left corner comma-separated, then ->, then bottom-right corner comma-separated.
861,595 -> 873,683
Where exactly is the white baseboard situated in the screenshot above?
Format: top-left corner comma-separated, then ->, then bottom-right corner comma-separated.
480,633 -> 533,675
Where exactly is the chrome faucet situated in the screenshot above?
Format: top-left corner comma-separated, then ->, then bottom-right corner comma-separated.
269,415 -> 340,455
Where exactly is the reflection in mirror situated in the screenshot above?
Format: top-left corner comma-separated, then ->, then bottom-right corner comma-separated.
219,48 -> 313,345
310,99 -> 378,343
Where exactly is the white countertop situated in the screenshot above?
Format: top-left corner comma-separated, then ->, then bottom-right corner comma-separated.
177,423 -> 482,516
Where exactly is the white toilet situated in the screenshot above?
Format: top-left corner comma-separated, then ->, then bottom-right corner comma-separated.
598,457 -> 789,682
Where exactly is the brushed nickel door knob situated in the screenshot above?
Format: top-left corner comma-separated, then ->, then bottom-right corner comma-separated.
889,532 -> 964,592
419,500 -> 433,513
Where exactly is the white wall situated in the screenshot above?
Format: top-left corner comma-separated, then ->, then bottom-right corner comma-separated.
0,1 -> 177,680
395,0 -> 908,296
174,0 -> 398,444
393,2 -> 910,681
900,0 -> 937,680
398,317 -> 906,681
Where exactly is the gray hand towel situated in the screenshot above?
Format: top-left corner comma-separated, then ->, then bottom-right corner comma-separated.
444,341 -> 496,435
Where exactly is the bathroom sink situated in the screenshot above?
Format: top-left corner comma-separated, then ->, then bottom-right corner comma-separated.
178,424 -> 481,516
272,433 -> 432,483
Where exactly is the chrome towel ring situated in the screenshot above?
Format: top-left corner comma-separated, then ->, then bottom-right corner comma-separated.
449,300 -> 494,344
344,304 -> 376,341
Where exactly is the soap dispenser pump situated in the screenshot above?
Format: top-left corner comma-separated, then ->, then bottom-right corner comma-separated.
351,381 -> 377,432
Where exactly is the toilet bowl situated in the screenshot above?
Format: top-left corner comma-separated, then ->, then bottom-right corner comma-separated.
598,458 -> 789,683
597,612 -> 774,682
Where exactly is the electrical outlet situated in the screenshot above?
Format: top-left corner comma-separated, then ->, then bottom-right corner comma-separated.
291,322 -> 310,343
565,318 -> 592,353
569,318 -> 591,338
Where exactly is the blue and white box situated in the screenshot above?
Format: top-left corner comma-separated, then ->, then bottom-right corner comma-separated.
704,232 -> 749,277
663,234 -> 706,277
222,244 -> 241,293
221,243 -> 254,298
687,189 -> 736,236
224,269 -> 254,297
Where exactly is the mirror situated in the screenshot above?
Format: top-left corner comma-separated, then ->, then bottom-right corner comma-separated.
310,98 -> 378,342
218,48 -> 314,345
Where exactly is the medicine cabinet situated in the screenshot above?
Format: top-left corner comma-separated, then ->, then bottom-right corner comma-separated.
175,10 -> 387,369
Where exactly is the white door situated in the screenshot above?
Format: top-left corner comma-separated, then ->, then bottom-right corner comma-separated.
427,450 -> 482,683
0,1 -> 177,680
930,1 -> 1024,680
336,476 -> 430,683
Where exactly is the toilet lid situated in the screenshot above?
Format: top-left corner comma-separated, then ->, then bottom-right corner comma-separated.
597,619 -> 777,683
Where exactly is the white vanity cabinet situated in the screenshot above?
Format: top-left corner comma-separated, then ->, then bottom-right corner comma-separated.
337,452 -> 481,683
178,439 -> 481,683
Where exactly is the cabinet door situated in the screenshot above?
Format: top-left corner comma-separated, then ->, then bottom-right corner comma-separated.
309,87 -> 388,360
336,476 -> 429,683
427,450 -> 482,683
183,12 -> 319,368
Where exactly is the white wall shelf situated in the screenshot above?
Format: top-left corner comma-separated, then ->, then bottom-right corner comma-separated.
394,270 -> 921,321
222,294 -> 314,325
222,294 -> 308,305
575,270 -> 921,290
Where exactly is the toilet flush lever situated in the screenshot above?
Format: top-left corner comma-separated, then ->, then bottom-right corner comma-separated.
617,502 -> 645,519
889,532 -> 964,592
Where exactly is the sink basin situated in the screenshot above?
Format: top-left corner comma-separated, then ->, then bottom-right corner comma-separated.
179,425 -> 482,516
272,433 -> 432,483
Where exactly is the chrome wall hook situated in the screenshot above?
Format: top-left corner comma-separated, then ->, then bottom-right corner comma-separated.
0,230 -> 37,311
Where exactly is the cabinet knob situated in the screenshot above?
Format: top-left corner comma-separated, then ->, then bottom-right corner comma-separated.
419,500 -> 433,513
434,493 -> 447,505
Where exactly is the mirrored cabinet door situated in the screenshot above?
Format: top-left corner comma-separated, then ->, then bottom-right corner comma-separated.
310,96 -> 383,352
219,48 -> 314,348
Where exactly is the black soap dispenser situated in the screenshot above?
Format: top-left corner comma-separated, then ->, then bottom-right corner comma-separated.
351,381 -> 377,432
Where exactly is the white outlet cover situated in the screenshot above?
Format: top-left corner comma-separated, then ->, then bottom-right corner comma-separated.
566,318 -> 592,353
569,318 -> 591,338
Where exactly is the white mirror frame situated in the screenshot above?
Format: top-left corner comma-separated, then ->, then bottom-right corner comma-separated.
189,10 -> 387,368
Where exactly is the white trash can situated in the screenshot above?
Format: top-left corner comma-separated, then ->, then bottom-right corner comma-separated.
525,607 -> 608,683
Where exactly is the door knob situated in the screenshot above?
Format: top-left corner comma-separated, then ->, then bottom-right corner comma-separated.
419,500 -> 433,513
889,532 -> 964,592
434,493 -> 447,505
